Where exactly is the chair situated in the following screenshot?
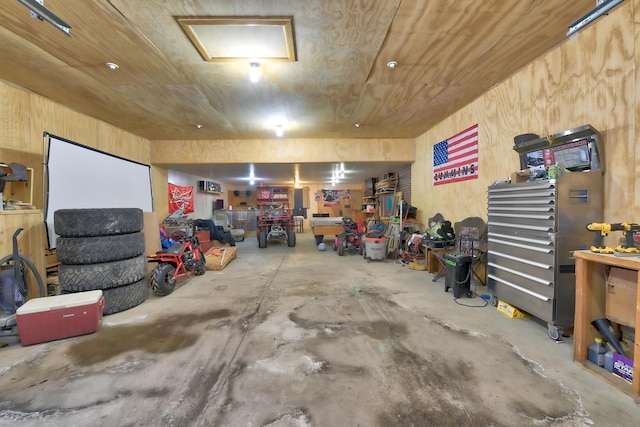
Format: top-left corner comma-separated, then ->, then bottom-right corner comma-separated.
423,213 -> 456,278
453,217 -> 488,286
213,212 -> 245,242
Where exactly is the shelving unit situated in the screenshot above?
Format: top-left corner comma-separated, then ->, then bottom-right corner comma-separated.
1,163 -> 34,207
256,186 -> 295,248
573,251 -> 639,402
361,195 -> 377,214
228,190 -> 257,209
198,180 -> 221,194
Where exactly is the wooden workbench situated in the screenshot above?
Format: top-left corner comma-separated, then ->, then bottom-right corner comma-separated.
574,250 -> 640,401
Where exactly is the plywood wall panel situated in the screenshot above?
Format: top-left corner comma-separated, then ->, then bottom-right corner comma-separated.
1,82 -> 152,211
0,82 -> 30,152
636,0 -> 640,225
412,1 -> 637,226
151,138 -> 414,165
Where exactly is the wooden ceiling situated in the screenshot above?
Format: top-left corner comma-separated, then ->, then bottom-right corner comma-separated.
0,0 -> 596,142
1,1 -> 604,187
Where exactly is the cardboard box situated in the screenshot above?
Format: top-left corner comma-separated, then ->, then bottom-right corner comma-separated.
16,290 -> 104,346
606,267 -> 637,327
510,169 -> 532,183
612,352 -> 634,384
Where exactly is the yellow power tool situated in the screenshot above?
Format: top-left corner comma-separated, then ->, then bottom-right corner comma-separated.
586,222 -> 640,254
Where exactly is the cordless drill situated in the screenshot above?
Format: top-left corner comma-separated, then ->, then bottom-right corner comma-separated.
615,222 -> 640,253
586,222 -> 640,254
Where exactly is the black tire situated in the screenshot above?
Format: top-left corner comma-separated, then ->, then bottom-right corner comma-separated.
59,255 -> 147,292
287,230 -> 296,247
338,245 -> 344,256
258,231 -> 267,249
102,279 -> 148,315
56,232 -> 145,265
54,208 -> 143,237
195,248 -> 206,275
151,263 -> 176,296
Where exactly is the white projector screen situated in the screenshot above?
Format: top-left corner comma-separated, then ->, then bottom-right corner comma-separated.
45,134 -> 154,248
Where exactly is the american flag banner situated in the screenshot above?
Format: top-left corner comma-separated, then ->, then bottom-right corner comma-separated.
433,124 -> 479,186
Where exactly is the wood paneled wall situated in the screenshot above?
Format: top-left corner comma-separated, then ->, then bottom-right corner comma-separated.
2,0 -> 639,239
412,1 -> 638,232
150,138 -> 414,165
392,165 -> 412,205
0,82 -> 151,212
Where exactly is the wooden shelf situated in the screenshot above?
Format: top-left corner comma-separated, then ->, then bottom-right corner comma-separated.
1,163 -> 34,207
573,250 -> 640,402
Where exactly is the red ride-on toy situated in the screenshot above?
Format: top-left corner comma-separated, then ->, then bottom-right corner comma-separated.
147,226 -> 206,296
332,218 -> 364,256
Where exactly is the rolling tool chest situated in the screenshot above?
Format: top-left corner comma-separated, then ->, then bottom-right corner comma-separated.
487,124 -> 604,339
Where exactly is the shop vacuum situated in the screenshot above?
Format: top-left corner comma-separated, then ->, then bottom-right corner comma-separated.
444,253 -> 473,298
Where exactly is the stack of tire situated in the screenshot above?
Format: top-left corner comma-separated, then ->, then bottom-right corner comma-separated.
54,208 -> 148,315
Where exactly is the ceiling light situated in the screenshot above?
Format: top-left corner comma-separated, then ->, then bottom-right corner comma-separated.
250,179 -> 255,185
195,124 -> 203,129
354,123 -> 361,128
275,125 -> 284,137
106,62 -> 119,70
18,0 -> 72,37
386,60 -> 398,69
567,0 -> 624,37
250,62 -> 261,83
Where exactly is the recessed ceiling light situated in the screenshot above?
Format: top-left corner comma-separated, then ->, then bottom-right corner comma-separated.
106,62 -> 119,70
196,124 -> 203,129
354,123 -> 361,128
386,60 -> 398,69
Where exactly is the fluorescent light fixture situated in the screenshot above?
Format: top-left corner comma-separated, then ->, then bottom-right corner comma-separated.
18,0 -> 72,37
567,0 -> 625,37
249,62 -> 261,83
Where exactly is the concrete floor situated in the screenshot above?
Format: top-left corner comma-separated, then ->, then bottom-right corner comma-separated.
1,233 -> 639,426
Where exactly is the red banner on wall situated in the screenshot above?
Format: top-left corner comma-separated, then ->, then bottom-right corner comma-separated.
168,183 -> 194,214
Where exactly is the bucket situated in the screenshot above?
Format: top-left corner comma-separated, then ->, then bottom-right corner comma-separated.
365,236 -> 387,260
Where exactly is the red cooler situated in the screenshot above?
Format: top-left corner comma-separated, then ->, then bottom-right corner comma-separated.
16,290 -> 105,346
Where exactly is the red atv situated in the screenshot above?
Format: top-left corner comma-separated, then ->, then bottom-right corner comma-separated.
147,228 -> 206,296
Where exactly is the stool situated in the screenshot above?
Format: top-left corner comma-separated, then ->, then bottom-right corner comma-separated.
294,216 -> 304,233
236,219 -> 247,232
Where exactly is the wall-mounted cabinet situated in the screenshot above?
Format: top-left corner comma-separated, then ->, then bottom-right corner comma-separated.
1,163 -> 34,207
198,180 -> 222,194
